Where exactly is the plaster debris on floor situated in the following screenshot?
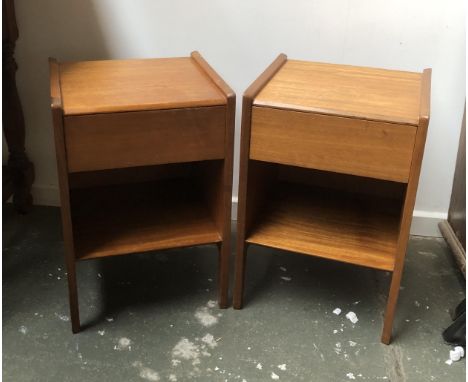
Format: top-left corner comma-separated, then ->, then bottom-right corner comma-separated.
194,301 -> 220,327
132,361 -> 160,381
447,346 -> 465,364
346,372 -> 356,379
271,371 -> 280,380
97,330 -> 105,336
55,313 -> 70,322
114,337 -> 132,351
172,338 -> 200,361
333,308 -> 342,315
18,326 -> 27,335
345,311 -> 358,324
256,363 -> 263,370
280,276 -> 292,282
279,266 -> 287,272
201,333 -> 218,349
277,364 -> 287,370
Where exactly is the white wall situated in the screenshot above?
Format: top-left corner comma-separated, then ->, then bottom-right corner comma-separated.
11,0 -> 465,234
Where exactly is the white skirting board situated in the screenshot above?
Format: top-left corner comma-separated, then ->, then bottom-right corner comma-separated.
30,186 -> 445,238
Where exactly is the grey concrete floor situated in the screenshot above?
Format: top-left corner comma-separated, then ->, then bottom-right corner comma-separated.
3,205 -> 466,382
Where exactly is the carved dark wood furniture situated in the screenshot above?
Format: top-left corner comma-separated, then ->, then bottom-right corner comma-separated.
2,0 -> 34,212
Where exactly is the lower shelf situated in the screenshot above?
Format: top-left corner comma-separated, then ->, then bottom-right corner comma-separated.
71,179 -> 221,260
246,182 -> 401,271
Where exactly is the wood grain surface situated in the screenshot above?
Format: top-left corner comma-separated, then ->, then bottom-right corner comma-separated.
246,182 -> 400,271
64,106 -> 226,172
59,57 -> 226,115
250,106 -> 416,182
255,60 -> 422,125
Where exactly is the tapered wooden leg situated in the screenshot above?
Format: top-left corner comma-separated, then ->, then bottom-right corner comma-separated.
233,242 -> 247,309
217,242 -> 229,309
381,268 -> 403,344
65,260 -> 80,333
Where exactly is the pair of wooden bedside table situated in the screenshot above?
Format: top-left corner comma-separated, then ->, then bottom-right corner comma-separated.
50,52 -> 430,344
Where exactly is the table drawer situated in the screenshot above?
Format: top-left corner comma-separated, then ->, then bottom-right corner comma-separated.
250,106 -> 416,182
64,106 -> 226,172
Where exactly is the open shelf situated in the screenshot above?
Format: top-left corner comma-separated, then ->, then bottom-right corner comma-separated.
70,177 -> 221,260
246,181 -> 401,271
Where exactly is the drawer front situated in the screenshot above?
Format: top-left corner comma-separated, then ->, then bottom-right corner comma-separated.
65,106 -> 226,172
250,106 -> 416,182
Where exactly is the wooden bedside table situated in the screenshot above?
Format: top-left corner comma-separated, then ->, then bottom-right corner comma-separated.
233,54 -> 431,344
49,52 -> 235,333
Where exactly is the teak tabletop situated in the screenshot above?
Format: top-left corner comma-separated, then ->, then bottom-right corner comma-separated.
59,57 -> 226,115
254,60 -> 422,126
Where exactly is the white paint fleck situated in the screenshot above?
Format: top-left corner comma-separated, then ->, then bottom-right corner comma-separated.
19,326 -> 27,335
346,372 -> 356,380
345,311 -> 358,324
445,359 -> 453,366
207,278 -> 213,282
449,346 -> 465,362
195,307 -> 218,327
201,333 -> 218,349
57,276 -> 61,280
349,341 -> 357,347
133,362 -> 160,381
271,372 -> 279,380
414,300 -> 421,307
98,330 -> 105,336
242,379 -> 247,382
333,308 -> 342,315
247,346 -> 251,350
333,330 -> 338,334
105,317 -> 114,322
278,364 -> 287,371
214,366 -> 219,371
172,338 -> 200,360
48,273 -> 53,277
97,273 -> 102,278
206,300 -> 217,308
114,337 -> 131,351
55,313 -> 70,322
280,276 -> 292,282
279,266 -> 287,272
352,301 -> 360,305
168,374 -> 177,382
256,363 -> 263,370
171,359 -> 181,367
